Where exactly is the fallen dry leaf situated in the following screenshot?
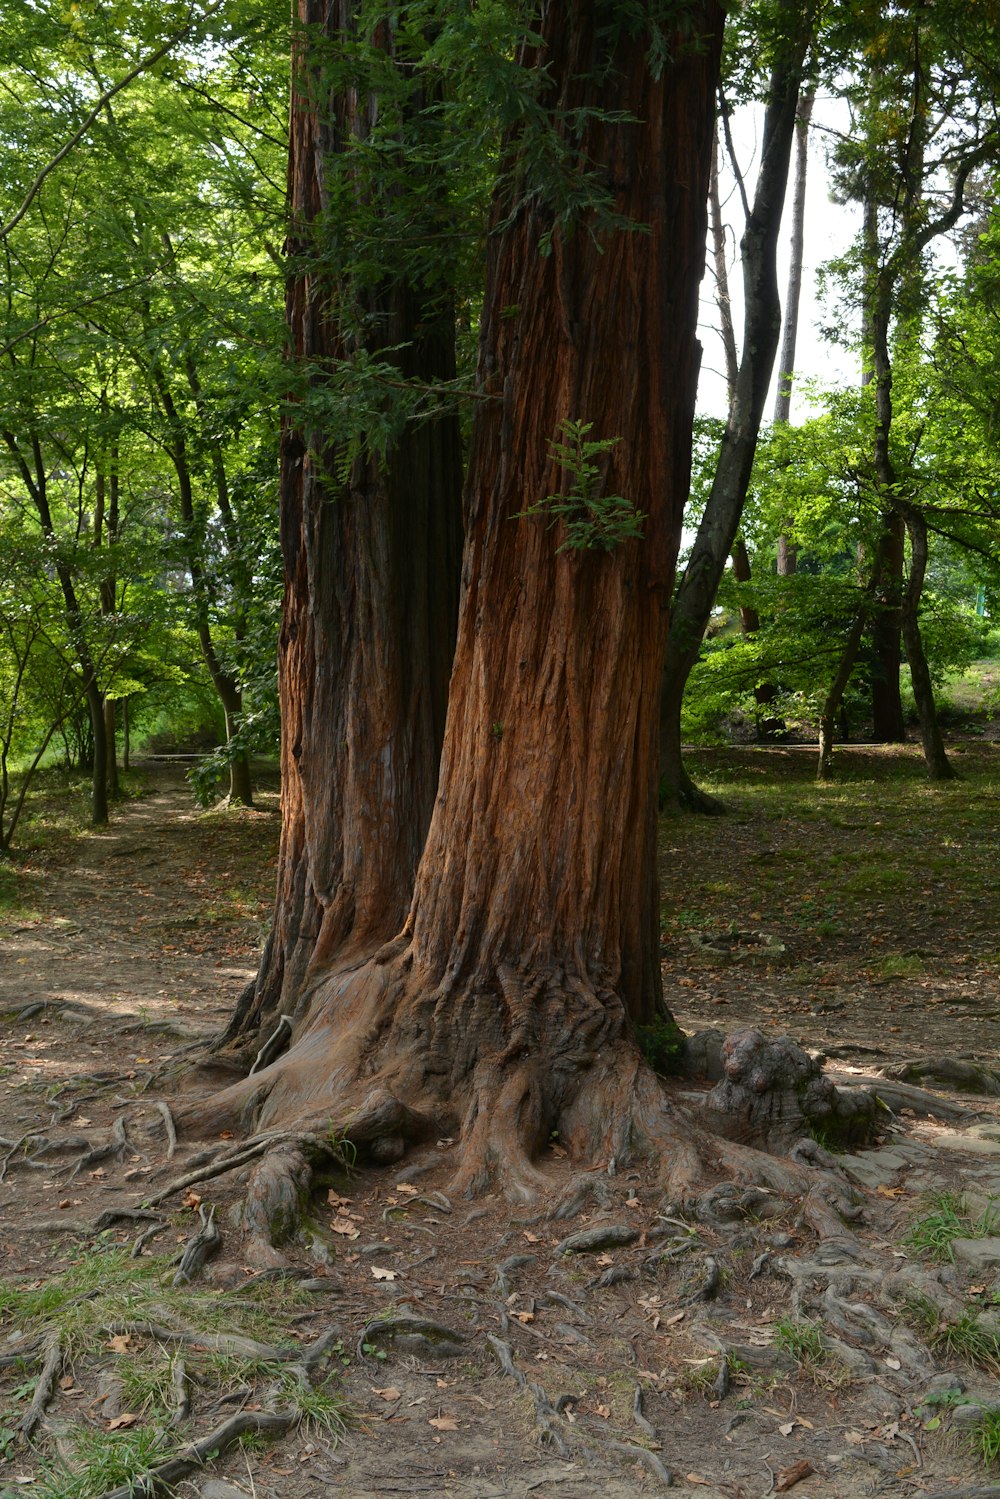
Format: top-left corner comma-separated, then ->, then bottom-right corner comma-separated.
594,1403 -> 611,1419
106,1413 -> 138,1430
596,1253 -> 613,1266
685,1475 -> 710,1486
181,1189 -> 201,1209
523,1231 -> 542,1244
107,1335 -> 132,1355
394,1183 -> 418,1196
428,1416 -> 459,1431
58,1375 -> 75,1390
514,1311 -> 535,1324
370,1387 -> 401,1401
372,1266 -> 397,1281
625,1196 -> 641,1207
884,1356 -> 901,1370
331,1216 -> 361,1239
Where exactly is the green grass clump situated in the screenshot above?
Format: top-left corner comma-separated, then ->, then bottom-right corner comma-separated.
972,1409 -> 1000,1467
774,1317 -> 825,1364
33,1425 -> 172,1499
904,1194 -> 996,1263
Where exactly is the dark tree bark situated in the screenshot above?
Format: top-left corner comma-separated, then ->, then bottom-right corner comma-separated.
218,0 -> 463,1049
870,507 -> 907,742
179,1 -> 745,1234
899,506 -> 955,780
659,2 -> 814,810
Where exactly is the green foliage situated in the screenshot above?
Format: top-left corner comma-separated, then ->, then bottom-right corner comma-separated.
635,1014 -> 685,1077
520,419 -> 644,552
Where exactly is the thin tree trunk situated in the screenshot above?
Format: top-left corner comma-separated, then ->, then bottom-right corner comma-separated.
900,507 -> 955,780
870,507 -> 906,741
103,697 -> 119,798
774,84 -> 814,576
659,2 -> 813,809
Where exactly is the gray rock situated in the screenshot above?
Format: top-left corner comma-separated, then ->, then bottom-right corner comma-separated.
951,1237 -> 1000,1272
199,1484 -> 250,1499
924,1372 -> 966,1395
949,1402 -> 991,1426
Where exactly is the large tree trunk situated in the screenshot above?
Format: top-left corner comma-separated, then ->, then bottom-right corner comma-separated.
180,0 -> 728,1221
659,3 -> 813,810
218,0 -> 463,1049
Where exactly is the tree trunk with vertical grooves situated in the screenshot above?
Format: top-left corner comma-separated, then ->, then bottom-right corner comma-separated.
180,2 -> 740,1221
217,0 -> 463,1050
659,1 -> 813,811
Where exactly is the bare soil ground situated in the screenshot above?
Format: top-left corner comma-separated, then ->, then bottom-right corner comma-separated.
3,751 -> 1000,1499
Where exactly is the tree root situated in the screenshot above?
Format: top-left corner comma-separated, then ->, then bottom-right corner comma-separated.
61,1116 -> 133,1184
486,1333 -> 525,1388
632,1383 -> 656,1439
171,1202 -> 221,1285
153,1102 -> 178,1158
20,1329 -> 62,1439
100,1319 -> 298,1363
95,1410 -> 295,1499
168,1357 -> 190,1428
606,1439 -> 673,1489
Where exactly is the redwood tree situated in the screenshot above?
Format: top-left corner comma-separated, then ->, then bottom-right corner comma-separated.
180,0 -> 730,1242
219,0 -> 464,1046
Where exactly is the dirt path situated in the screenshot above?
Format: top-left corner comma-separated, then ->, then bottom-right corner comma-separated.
4,764 -> 1000,1499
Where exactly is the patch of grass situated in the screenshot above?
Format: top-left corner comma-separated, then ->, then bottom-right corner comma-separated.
773,1317 -> 824,1364
972,1409 -> 1000,1467
33,1425 -> 173,1499
932,1312 -> 1000,1376
872,951 -> 925,980
904,1193 -> 996,1263
1,1241 -> 350,1499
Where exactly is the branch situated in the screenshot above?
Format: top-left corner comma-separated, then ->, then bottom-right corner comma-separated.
718,85 -> 751,224
0,0 -> 226,243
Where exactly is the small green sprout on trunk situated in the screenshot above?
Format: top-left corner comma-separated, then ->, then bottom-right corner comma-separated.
519,418 -> 644,552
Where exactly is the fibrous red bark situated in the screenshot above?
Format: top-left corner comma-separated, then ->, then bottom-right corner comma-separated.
219,0 -> 463,1047
171,6 -> 870,1259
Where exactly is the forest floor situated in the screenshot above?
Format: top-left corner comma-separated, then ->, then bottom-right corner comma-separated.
2,743 -> 1000,1499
